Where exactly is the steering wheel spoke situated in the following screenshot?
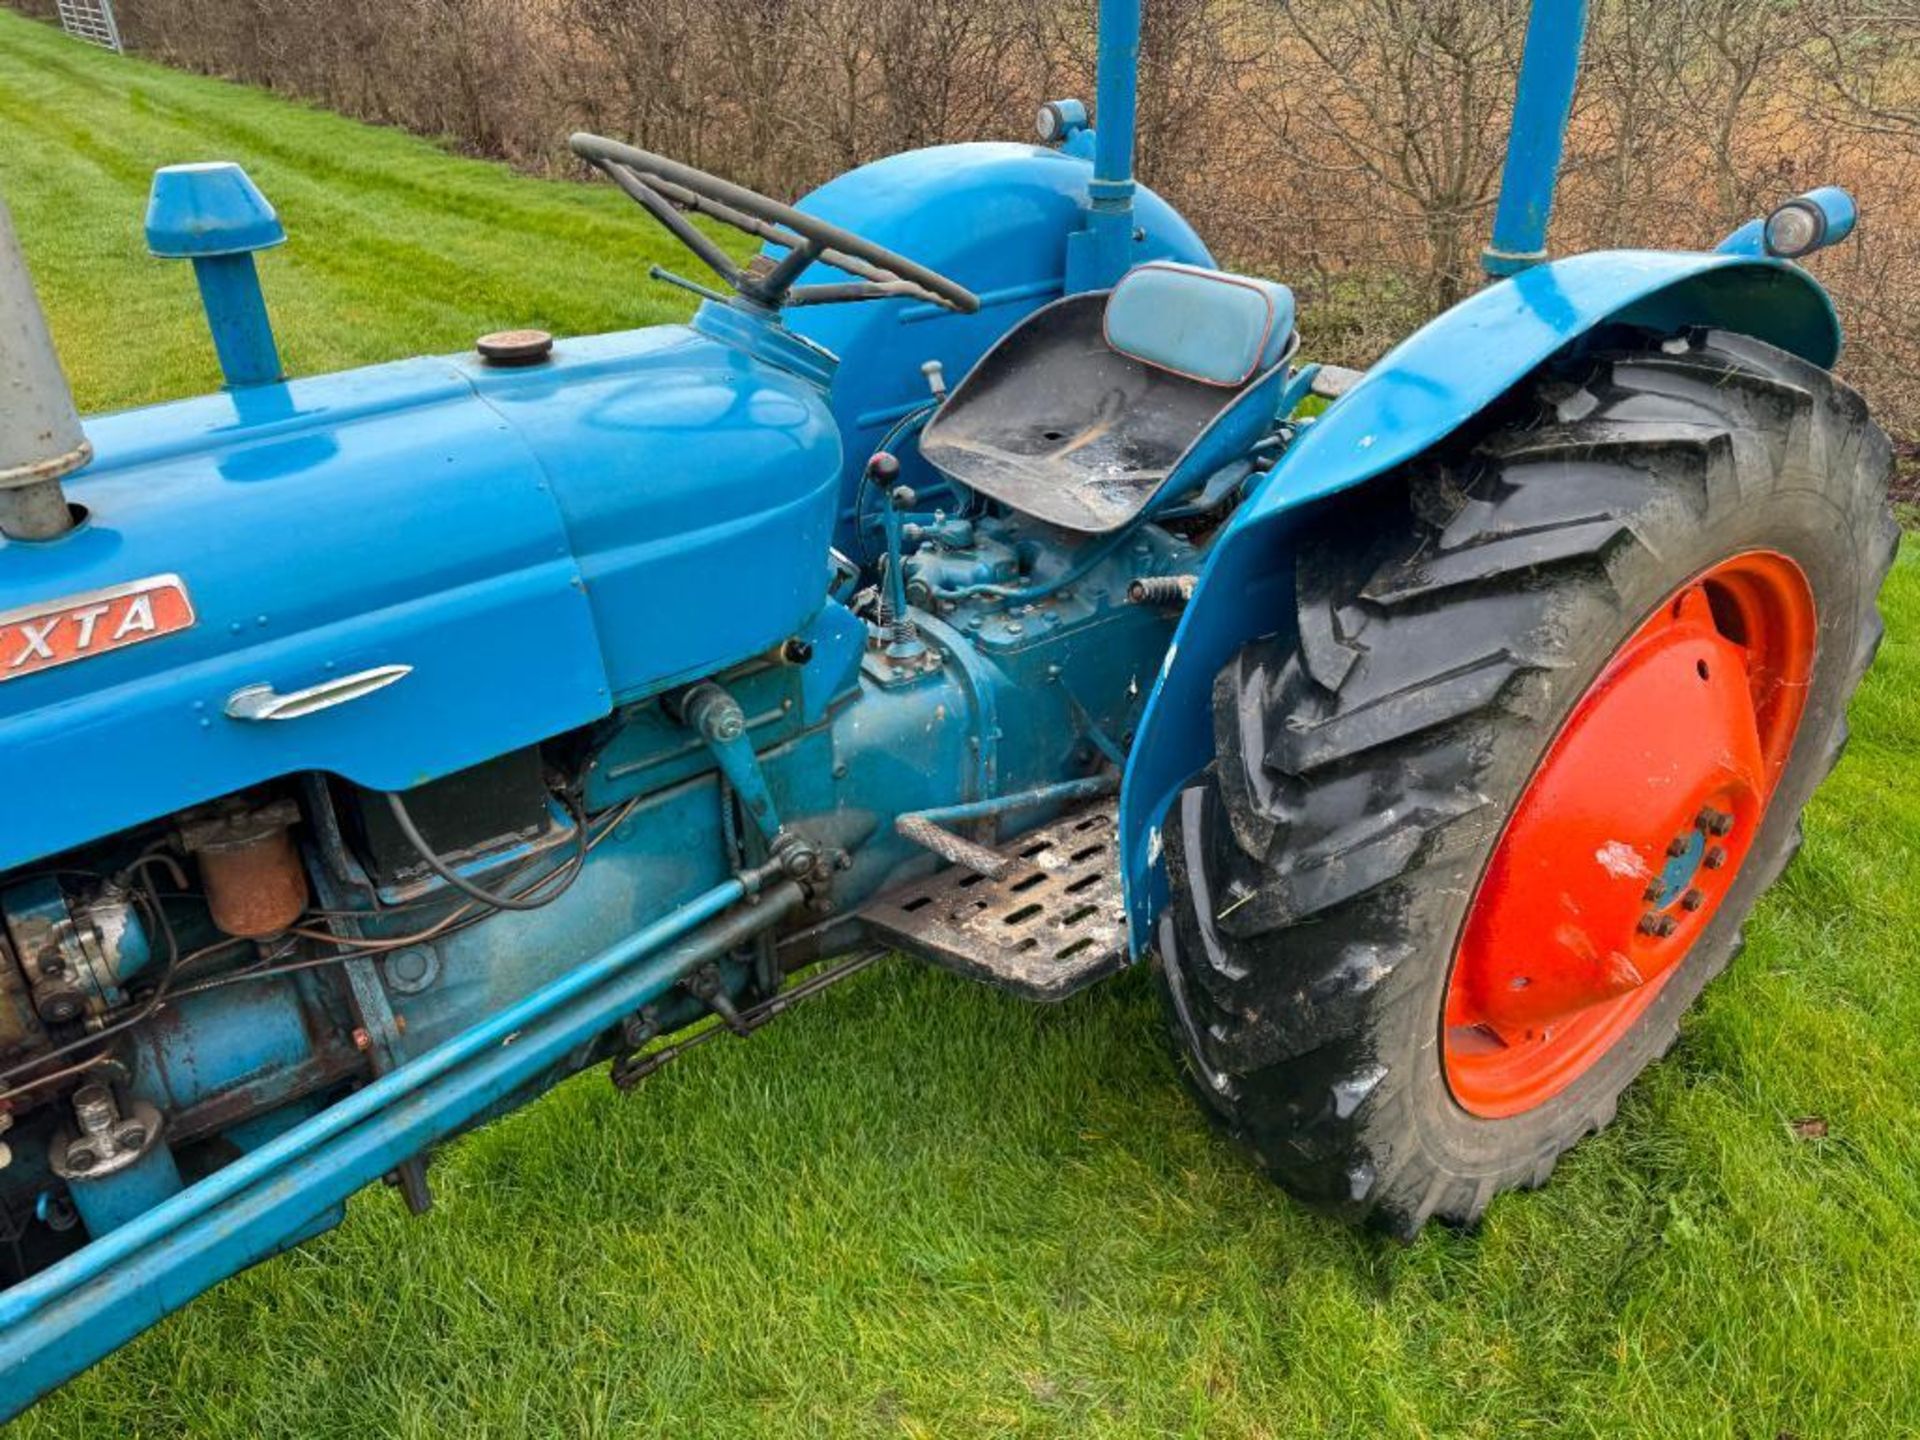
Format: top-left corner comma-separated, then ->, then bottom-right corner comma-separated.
786,280 -> 942,308
571,132 -> 978,316
599,161 -> 742,288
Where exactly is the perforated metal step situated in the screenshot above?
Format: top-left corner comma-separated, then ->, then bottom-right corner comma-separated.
860,799 -> 1127,1001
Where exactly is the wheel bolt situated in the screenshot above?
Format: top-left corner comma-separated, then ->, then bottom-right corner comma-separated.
1696,807 -> 1734,836
1666,836 -> 1690,858
1681,889 -> 1706,912
1638,912 -> 1678,938
1703,845 -> 1728,870
1642,879 -> 1665,903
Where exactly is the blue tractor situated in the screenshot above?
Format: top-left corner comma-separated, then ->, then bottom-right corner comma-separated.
0,0 -> 1896,1413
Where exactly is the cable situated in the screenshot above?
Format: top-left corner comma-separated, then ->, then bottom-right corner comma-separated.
0,793 -> 637,1105
383,789 -> 590,912
173,794 -> 643,999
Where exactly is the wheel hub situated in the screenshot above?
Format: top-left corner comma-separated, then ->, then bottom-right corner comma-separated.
1444,552 -> 1817,1118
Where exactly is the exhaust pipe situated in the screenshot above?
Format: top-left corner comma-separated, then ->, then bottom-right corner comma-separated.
0,195 -> 85,542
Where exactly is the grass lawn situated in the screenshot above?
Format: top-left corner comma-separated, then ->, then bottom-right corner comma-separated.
4,9 -> 1920,1437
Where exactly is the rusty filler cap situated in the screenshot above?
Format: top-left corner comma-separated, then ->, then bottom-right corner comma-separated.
475,329 -> 554,366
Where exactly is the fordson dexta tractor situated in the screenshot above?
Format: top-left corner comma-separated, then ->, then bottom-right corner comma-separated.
0,0 -> 1896,1412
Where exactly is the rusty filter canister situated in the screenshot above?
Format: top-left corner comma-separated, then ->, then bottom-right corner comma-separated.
181,801 -> 309,938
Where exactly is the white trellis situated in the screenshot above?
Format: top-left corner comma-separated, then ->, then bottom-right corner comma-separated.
54,0 -> 123,52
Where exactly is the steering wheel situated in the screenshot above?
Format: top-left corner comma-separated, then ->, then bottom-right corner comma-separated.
570,134 -> 979,315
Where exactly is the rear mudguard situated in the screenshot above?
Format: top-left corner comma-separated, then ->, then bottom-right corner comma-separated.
1118,250 -> 1842,953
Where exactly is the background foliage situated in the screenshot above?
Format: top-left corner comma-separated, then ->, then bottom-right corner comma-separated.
9,0 -> 1919,501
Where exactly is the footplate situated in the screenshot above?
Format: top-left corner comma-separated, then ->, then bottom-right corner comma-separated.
860,800 -> 1128,1001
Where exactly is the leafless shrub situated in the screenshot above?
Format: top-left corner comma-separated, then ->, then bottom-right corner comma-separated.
19,0 -> 1917,473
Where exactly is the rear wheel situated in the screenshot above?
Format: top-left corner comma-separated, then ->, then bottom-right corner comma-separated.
1159,329 -> 1896,1235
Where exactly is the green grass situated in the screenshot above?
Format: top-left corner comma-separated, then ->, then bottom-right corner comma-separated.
5,10 -> 1920,1436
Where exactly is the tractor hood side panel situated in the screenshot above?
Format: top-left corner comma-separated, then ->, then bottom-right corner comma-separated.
465,330 -> 843,704
0,326 -> 841,872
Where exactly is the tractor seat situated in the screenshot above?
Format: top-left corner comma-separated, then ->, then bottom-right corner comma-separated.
920,262 -> 1298,533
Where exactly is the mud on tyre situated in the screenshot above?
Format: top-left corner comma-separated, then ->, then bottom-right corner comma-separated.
1158,328 -> 1897,1236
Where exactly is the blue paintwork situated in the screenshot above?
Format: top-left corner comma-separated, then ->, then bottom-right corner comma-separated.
0,327 -> 839,875
1120,249 -> 1843,951
64,1144 -> 182,1239
459,329 -> 841,701
775,142 -> 1211,551
1105,263 -> 1296,386
1076,0 -> 1142,289
1718,186 -> 1859,258
1657,829 -> 1708,907
1798,185 -> 1859,247
147,163 -> 287,386
145,162 -> 286,259
1483,0 -> 1590,275
178,256 -> 282,388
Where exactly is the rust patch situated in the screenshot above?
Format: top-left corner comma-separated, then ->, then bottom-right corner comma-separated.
861,799 -> 1126,1002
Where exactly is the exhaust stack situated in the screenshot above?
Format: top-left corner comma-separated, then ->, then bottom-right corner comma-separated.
0,196 -> 86,542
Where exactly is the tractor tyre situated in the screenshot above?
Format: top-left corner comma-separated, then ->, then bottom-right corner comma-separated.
1158,328 -> 1896,1236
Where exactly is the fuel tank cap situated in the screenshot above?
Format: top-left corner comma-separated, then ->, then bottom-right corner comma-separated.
475,329 -> 553,366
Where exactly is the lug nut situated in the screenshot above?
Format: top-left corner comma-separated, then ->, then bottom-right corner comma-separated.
1638,913 -> 1679,938
1703,845 -> 1728,870
1681,889 -> 1706,912
1696,807 -> 1734,836
1666,836 -> 1691,858
1642,880 -> 1665,903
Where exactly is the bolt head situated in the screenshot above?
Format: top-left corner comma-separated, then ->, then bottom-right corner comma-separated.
65,1146 -> 96,1174
1681,889 -> 1706,912
351,1027 -> 373,1052
1642,880 -> 1665,903
37,993 -> 83,1024
1666,836 -> 1690,858
621,1014 -> 657,1050
1656,916 -> 1679,938
1696,807 -> 1735,836
1704,846 -> 1728,870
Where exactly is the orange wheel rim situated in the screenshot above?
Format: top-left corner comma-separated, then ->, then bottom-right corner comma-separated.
1443,551 -> 1818,1119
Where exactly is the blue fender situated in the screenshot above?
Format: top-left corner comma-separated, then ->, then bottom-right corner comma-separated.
775,142 -> 1213,550
1118,249 -> 1842,952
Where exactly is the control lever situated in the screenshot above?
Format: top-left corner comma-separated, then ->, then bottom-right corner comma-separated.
868,453 -> 926,662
